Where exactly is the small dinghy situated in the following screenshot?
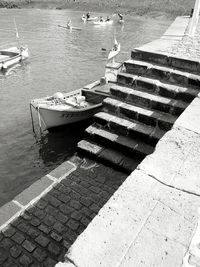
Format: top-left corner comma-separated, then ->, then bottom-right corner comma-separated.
82,15 -> 98,22
30,89 -> 103,130
0,46 -> 29,70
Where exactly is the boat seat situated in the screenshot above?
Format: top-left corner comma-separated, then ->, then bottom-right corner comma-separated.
0,55 -> 9,61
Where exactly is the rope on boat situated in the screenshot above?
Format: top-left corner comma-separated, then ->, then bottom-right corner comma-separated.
30,103 -> 35,134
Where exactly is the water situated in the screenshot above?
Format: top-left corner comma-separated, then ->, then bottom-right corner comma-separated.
0,9 -> 171,207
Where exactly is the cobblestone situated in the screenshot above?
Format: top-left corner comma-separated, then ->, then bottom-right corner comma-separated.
0,159 -> 126,265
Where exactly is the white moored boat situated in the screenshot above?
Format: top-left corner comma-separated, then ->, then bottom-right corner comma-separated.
0,46 -> 29,70
81,15 -> 98,22
30,89 -> 103,130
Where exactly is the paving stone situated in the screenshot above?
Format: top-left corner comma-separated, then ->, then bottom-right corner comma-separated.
57,212 -> 69,224
2,258 -> 17,267
21,212 -> 32,221
38,224 -> 51,234
48,242 -> 61,256
55,184 -> 71,195
0,247 -> 8,264
49,188 -> 61,198
27,228 -> 40,239
80,197 -> 93,207
0,233 -> 3,241
53,221 -> 66,234
30,217 -> 41,227
43,257 -> 57,267
11,232 -> 25,245
89,203 -> 100,213
50,231 -> 63,242
35,235 -> 50,248
59,204 -> 74,215
19,254 -> 33,266
44,215 -> 56,226
44,194 -> 62,207
45,205 -> 58,217
22,240 -> 36,252
81,217 -> 90,227
35,199 -> 48,210
10,245 -> 22,258
3,226 -> 16,238
81,207 -> 93,217
33,208 -> 46,220
69,200 -> 82,210
16,221 -> 30,233
33,248 -> 47,262
58,194 -> 71,204
70,190 -> 81,200
71,211 -> 82,221
67,219 -> 80,231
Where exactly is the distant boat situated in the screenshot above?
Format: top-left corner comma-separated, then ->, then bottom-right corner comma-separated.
0,46 -> 29,71
81,15 -> 98,22
30,89 -> 103,130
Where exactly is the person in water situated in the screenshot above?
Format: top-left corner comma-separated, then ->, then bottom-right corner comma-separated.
86,12 -> 90,19
118,13 -> 123,20
99,16 -> 103,22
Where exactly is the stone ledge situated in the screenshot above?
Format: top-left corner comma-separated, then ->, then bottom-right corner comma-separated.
0,202 -> 21,230
14,175 -> 54,206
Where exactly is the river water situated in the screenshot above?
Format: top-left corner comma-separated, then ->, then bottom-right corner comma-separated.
0,9 -> 171,207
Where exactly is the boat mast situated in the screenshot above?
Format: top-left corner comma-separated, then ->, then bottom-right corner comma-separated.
14,19 -> 20,48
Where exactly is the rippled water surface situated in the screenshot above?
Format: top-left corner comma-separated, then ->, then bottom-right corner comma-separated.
0,9 -> 171,206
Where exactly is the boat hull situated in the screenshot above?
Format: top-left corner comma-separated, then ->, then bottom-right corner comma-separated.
0,47 -> 29,70
37,104 -> 102,130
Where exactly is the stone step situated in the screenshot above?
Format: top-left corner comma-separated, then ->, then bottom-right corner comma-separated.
77,139 -> 141,173
103,98 -> 176,131
117,73 -> 198,103
94,112 -> 165,145
124,59 -> 200,88
110,85 -> 187,116
131,49 -> 200,74
85,125 -> 155,159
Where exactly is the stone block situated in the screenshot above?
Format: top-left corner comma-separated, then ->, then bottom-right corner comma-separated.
0,201 -> 21,228
120,226 -> 186,267
175,97 -> 200,134
49,161 -> 76,180
14,175 -> 53,206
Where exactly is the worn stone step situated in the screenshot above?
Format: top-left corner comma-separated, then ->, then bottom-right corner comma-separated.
103,98 -> 176,131
117,73 -> 198,103
77,139 -> 140,173
124,59 -> 200,88
110,84 -> 188,116
85,125 -> 155,159
94,112 -> 165,145
131,48 -> 200,74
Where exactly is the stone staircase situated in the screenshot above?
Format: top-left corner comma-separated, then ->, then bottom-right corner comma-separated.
78,48 -> 200,173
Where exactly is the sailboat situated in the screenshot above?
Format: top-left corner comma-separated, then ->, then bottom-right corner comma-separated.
0,19 -> 29,71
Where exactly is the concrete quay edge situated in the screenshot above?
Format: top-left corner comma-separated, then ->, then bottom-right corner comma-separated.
57,16 -> 200,267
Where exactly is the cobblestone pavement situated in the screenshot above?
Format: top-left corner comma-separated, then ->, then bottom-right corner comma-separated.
0,159 -> 126,266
